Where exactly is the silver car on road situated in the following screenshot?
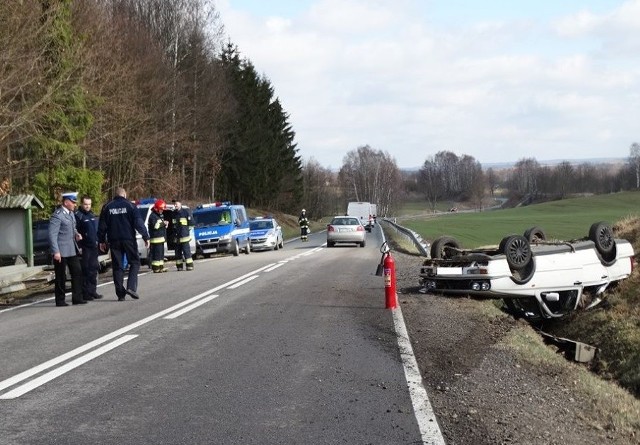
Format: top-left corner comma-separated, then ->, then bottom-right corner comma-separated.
326,216 -> 366,248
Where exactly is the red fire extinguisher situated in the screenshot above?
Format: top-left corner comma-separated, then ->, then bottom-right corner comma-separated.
383,252 -> 398,309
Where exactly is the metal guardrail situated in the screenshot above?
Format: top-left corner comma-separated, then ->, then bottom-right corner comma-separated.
380,218 -> 430,257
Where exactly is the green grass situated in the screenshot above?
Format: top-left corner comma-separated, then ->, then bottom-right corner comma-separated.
400,191 -> 640,248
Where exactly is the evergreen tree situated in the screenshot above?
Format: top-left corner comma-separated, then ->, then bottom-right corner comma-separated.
217,43 -> 301,209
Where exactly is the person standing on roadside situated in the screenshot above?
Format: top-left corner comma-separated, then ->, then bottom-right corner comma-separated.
148,199 -> 169,273
48,192 -> 85,306
298,208 -> 309,242
75,195 -> 103,301
172,199 -> 194,271
97,187 -> 149,301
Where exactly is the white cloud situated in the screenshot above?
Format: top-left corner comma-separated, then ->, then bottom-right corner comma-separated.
218,0 -> 640,168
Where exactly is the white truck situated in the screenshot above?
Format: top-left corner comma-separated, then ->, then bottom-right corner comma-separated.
346,201 -> 374,232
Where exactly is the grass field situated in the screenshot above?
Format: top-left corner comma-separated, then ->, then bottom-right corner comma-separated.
399,191 -> 640,248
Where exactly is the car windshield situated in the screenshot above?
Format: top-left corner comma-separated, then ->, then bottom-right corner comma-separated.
250,220 -> 273,230
331,218 -> 359,225
193,209 -> 231,227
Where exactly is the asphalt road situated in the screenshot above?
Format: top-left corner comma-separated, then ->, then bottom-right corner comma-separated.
0,228 -> 431,444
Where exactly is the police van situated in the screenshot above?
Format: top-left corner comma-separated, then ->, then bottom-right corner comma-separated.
192,202 -> 251,257
135,198 -> 196,265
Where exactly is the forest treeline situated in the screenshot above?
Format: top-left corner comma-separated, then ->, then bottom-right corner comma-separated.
401,150 -> 638,211
0,0 -> 301,213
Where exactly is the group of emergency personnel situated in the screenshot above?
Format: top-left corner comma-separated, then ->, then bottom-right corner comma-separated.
50,185 -> 309,304
146,198 -> 194,273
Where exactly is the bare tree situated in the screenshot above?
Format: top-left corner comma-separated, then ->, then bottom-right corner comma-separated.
485,167 -> 498,197
302,158 -> 338,218
338,145 -> 402,216
510,158 -> 540,200
629,142 -> 640,189
418,158 -> 444,212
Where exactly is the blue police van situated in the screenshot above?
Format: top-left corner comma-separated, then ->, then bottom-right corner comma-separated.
192,202 -> 251,257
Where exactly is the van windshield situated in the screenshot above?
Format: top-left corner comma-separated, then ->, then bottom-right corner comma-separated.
193,209 -> 231,227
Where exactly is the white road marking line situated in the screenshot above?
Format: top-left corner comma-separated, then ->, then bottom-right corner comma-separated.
264,263 -> 285,272
163,295 -> 218,319
392,306 -> 446,445
0,335 -> 137,399
0,264 -> 277,393
227,275 -> 259,289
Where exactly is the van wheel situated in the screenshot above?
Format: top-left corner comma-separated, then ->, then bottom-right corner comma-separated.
233,240 -> 240,256
244,240 -> 251,255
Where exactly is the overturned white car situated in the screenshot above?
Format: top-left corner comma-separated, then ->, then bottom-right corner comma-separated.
419,222 -> 635,320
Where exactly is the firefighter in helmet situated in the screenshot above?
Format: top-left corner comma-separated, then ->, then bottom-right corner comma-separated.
172,199 -> 194,270
148,199 -> 169,273
298,208 -> 309,241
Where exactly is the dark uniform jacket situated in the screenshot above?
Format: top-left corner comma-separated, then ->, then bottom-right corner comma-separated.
97,196 -> 149,243
75,209 -> 99,250
173,207 -> 193,242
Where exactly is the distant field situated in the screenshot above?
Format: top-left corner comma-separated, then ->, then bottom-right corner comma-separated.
399,191 -> 640,248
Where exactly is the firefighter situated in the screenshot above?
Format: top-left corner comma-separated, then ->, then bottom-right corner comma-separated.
172,199 -> 194,270
298,208 -> 309,241
148,199 -> 169,273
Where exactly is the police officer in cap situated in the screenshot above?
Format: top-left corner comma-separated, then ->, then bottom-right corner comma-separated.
48,192 -> 85,306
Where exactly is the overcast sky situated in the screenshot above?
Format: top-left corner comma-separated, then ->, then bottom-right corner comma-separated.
216,0 -> 640,169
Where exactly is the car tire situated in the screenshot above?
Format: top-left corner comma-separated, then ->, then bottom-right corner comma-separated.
500,235 -> 532,270
327,241 -> 335,248
279,238 -> 284,249
360,240 -> 366,248
523,226 -> 546,243
245,240 -> 251,255
233,240 -> 240,257
588,221 -> 615,257
430,236 -> 460,259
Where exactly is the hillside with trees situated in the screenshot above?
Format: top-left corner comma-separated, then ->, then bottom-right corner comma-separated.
0,0 -> 300,214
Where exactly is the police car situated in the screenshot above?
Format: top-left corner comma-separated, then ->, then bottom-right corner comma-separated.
249,217 -> 284,251
192,202 -> 251,257
135,198 -> 196,264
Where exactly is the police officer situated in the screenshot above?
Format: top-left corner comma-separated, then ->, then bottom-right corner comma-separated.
298,208 -> 309,242
148,199 -> 169,273
97,187 -> 149,300
172,199 -> 194,271
75,195 -> 103,300
48,192 -> 85,306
